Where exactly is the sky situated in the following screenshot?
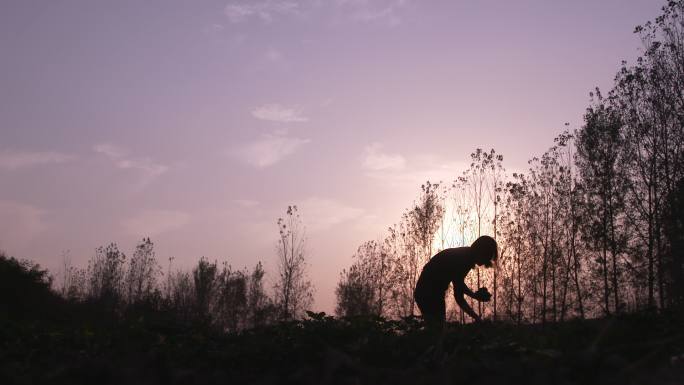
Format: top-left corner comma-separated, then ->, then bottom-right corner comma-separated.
0,0 -> 665,313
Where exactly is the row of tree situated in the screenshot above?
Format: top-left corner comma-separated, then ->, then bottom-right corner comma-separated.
57,206 -> 314,331
336,1 -> 684,323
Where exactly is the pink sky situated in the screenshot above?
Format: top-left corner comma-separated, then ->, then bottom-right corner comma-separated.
0,0 -> 665,313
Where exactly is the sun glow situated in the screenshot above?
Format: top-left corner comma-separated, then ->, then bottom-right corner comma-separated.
431,194 -> 497,254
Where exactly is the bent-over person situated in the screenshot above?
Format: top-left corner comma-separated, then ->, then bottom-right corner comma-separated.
414,235 -> 498,328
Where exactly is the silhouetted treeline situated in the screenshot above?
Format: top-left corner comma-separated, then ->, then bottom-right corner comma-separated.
53,238 -> 273,331
337,1 -> 684,322
49,205 -> 314,331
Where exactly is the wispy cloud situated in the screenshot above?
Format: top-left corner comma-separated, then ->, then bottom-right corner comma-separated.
362,143 -> 405,171
363,4 -> 406,25
224,1 -> 300,23
263,47 -> 284,63
93,143 -> 168,178
252,104 -> 308,123
364,152 -> 469,186
234,199 -> 260,208
234,134 -> 310,167
121,209 -> 190,237
93,143 -> 125,158
203,23 -> 224,34
298,197 -> 364,232
223,0 -> 410,26
337,0 -> 410,26
0,149 -> 75,170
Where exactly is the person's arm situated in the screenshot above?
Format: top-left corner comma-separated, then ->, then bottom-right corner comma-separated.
453,281 -> 482,322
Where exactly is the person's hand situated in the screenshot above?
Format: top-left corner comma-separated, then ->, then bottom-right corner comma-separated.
475,287 -> 492,302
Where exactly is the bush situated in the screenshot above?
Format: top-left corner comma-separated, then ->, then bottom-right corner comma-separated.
0,252 -> 59,320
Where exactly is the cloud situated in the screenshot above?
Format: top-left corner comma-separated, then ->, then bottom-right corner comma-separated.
122,210 -> 190,237
0,201 -> 45,247
365,153 -> 469,186
362,143 -> 406,171
203,23 -> 225,34
224,1 -> 300,23
223,1 -> 410,26
234,134 -> 310,167
0,149 -> 75,170
319,98 -> 334,108
264,47 -> 284,63
93,143 -> 168,178
352,6 -> 401,26
252,104 -> 308,123
93,143 -> 125,158
352,213 -> 386,233
338,0 -> 410,26
297,197 -> 364,232
234,199 -> 260,208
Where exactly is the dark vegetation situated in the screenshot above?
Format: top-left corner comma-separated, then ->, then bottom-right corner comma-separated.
1,261 -> 683,385
2,2 -> 684,384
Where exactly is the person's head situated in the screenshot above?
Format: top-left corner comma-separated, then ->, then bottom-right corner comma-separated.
470,235 -> 498,267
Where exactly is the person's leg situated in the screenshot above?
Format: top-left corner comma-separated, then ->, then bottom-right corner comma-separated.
415,294 -> 447,366
436,296 -> 446,324
415,289 -> 445,331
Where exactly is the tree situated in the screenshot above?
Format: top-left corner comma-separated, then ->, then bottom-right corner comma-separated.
576,94 -> 627,315
0,252 -> 55,319
334,240 -> 390,317
406,181 -> 444,315
335,263 -> 376,317
384,220 -> 418,318
555,131 -> 586,321
609,0 -> 684,310
125,237 -> 161,305
664,179 -> 684,306
464,149 -> 494,317
408,181 -> 444,260
193,257 -> 218,325
273,205 -> 313,320
167,269 -> 194,324
246,262 -> 273,328
486,150 -> 505,320
59,250 -> 86,301
500,174 -> 530,323
451,176 -> 476,323
87,243 -> 126,307
215,264 -> 248,332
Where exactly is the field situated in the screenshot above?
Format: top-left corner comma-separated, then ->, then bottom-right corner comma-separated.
2,310 -> 683,385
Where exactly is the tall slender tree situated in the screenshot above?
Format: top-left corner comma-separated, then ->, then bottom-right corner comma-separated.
273,205 -> 313,320
577,93 -> 627,315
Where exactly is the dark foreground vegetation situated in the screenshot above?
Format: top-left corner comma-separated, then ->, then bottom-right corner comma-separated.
3,306 -> 684,384
2,254 -> 684,385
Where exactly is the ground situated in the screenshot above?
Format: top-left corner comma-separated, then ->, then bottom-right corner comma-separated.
1,311 -> 683,385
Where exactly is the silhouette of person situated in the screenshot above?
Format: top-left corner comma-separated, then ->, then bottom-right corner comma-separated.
414,235 -> 498,328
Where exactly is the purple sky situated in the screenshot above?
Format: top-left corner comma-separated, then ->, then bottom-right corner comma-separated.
0,0 -> 664,312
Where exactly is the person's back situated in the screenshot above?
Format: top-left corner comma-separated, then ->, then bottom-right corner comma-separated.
415,248 -> 473,294
414,236 -> 498,327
